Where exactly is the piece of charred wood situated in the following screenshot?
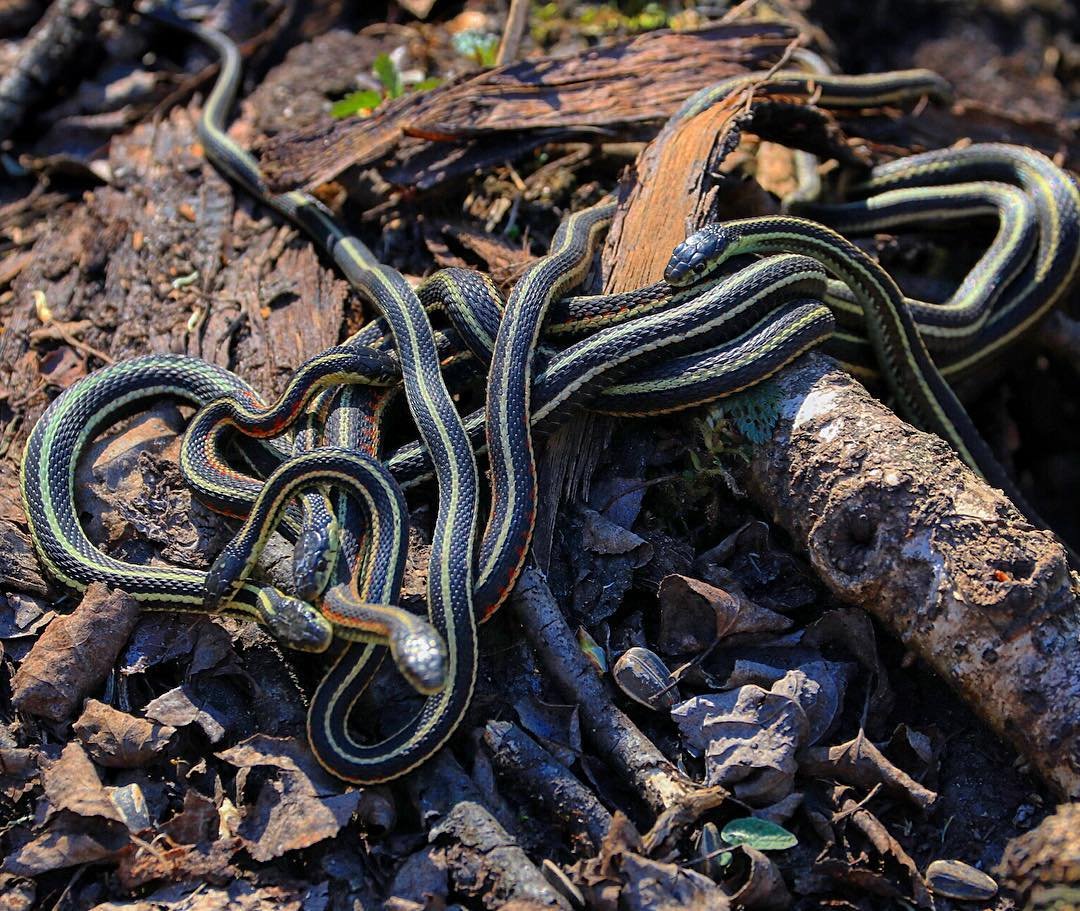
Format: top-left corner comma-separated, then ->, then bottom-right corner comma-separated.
483,720 -> 613,853
0,0 -> 112,143
254,21 -> 797,193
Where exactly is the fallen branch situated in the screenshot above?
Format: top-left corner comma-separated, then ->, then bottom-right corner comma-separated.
483,720 -> 613,852
510,566 -> 704,814
741,354 -> 1080,798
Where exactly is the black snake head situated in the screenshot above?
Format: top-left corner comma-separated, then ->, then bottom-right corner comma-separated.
204,545 -> 246,611
292,511 -> 340,603
665,227 -> 728,286
390,624 -> 449,695
262,590 -> 333,653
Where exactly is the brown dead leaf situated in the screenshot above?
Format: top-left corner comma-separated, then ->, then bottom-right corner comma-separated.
802,608 -> 894,729
239,774 -> 362,861
672,683 -> 809,805
657,575 -> 791,656
11,583 -> 140,722
216,735 -> 360,860
122,614 -> 240,678
161,788 -> 219,845
215,735 -> 339,787
96,878 -> 324,910
620,853 -> 730,910
2,810 -> 129,876
144,684 -> 228,744
573,814 -> 730,911
0,747 -> 40,803
729,845 -> 791,911
116,837 -> 243,892
43,742 -> 124,824
73,699 -> 176,768
386,845 -> 450,909
581,507 -> 652,562
801,733 -> 938,812
75,404 -> 187,546
0,593 -> 54,640
37,344 -> 86,389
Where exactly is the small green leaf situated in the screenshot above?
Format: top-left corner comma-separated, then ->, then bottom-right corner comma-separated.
412,77 -> 443,93
373,52 -> 404,99
330,90 -> 383,119
452,29 -> 500,67
721,818 -> 798,852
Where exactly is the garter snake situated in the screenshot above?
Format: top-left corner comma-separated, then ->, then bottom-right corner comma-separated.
20,355 -> 333,653
94,9 -> 483,782
665,216 -> 1052,529
854,143 -> 1080,380
204,447 -> 447,695
792,180 -> 1038,346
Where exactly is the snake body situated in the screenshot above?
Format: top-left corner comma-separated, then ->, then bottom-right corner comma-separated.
20,16 -> 1080,785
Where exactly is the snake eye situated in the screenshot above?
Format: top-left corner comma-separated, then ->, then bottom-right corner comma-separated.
316,558 -> 327,572
694,262 -> 706,272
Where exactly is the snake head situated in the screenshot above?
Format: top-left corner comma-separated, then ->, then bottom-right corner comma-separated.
292,511 -> 340,602
389,623 -> 449,695
664,227 -> 729,286
260,589 -> 333,653
204,545 -> 247,611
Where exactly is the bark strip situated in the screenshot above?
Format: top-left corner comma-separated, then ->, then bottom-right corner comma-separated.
255,22 -> 796,192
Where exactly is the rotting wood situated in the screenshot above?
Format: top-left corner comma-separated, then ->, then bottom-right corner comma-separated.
255,22 -> 797,193
0,105 -> 351,464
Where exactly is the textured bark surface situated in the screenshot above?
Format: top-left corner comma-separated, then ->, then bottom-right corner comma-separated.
255,22 -> 797,193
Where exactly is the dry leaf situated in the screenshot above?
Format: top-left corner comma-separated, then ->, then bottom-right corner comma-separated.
2,810 -> 129,876
11,583 -> 140,722
657,575 -> 791,656
216,736 -> 361,860
672,683 -> 809,804
43,742 -> 124,824
73,699 -> 175,768
161,789 -> 219,845
144,684 -> 228,744
800,733 -> 938,811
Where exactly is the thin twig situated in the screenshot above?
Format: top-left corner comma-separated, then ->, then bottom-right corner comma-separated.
496,0 -> 531,66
